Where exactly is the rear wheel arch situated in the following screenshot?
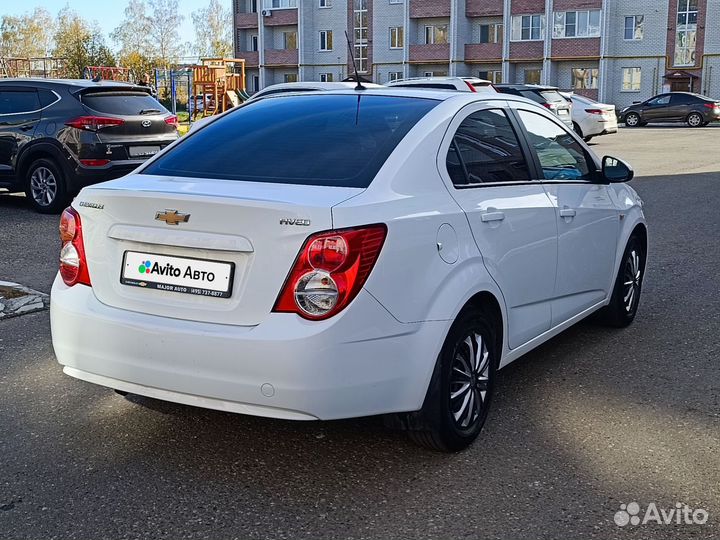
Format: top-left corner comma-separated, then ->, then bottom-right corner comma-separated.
461,291 -> 504,363
17,142 -> 69,181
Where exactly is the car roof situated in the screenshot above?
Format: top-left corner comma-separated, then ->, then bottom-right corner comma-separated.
495,84 -> 560,91
0,78 -> 139,88
387,76 -> 491,84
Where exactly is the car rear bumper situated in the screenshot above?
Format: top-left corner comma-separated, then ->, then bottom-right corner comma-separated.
50,276 -> 446,420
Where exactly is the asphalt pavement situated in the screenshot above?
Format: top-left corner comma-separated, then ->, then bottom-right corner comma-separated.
1,126 -> 718,539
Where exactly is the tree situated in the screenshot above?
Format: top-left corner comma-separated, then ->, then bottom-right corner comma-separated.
148,0 -> 185,67
0,8 -> 55,58
191,0 -> 233,59
53,7 -> 114,78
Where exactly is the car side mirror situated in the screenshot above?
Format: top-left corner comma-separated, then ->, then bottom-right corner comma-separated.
602,156 -> 634,183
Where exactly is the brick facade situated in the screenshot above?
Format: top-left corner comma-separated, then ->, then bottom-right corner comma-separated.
410,0 -> 451,19
409,43 -> 451,63
465,0 -> 504,18
264,48 -> 298,67
551,38 -> 601,59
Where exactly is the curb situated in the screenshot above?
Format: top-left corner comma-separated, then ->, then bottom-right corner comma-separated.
0,281 -> 50,320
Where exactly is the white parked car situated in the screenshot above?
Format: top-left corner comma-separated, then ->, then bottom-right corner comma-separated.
562,92 -> 618,142
248,80 -> 383,101
386,76 -> 496,93
51,89 -> 647,452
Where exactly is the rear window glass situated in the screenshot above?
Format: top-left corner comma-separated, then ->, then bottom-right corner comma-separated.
82,91 -> 167,115
539,90 -> 566,103
519,90 -> 545,104
141,94 -> 438,188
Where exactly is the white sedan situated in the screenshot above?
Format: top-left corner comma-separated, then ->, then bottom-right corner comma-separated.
563,92 -> 618,142
51,88 -> 647,452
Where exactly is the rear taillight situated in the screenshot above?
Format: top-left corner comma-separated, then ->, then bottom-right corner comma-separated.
585,109 -> 604,115
165,115 -> 179,128
464,81 -> 478,93
273,224 -> 387,320
65,116 -> 125,131
543,102 -> 557,110
704,103 -> 720,110
79,159 -> 110,167
59,207 -> 91,287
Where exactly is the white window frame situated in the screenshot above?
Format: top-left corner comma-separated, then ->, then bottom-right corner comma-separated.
571,67 -> 599,89
388,71 -> 403,81
389,0 -> 403,4
479,70 -> 502,84
283,73 -> 298,83
621,67 -> 642,92
624,15 -> 644,41
354,0 -> 368,73
319,72 -> 334,82
319,30 -> 333,51
319,0 -> 331,7
263,0 -> 297,9
283,31 -> 297,50
249,34 -> 259,52
553,10 -> 601,38
390,26 -> 404,49
479,23 -> 503,44
424,25 -> 448,45
511,15 -> 544,41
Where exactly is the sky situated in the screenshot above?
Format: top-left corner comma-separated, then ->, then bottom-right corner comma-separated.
1,0 -> 204,55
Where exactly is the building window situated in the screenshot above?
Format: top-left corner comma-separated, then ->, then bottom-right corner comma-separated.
354,0 -> 368,73
388,71 -> 403,81
283,31 -> 297,50
319,72 -> 334,82
622,67 -> 641,91
524,69 -> 541,84
624,15 -> 644,40
284,73 -> 298,83
249,0 -> 258,12
571,68 -> 599,89
390,26 -> 404,49
252,75 -> 259,92
553,11 -> 601,38
479,70 -> 502,83
424,70 -> 448,77
424,25 -> 448,45
389,0 -> 403,4
250,34 -> 258,52
264,0 -> 297,8
511,15 -> 544,41
319,30 -> 333,51
319,0 -> 331,7
675,0 -> 698,66
479,23 -> 503,44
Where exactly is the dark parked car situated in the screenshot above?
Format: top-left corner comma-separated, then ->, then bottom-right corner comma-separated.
494,84 -> 573,128
0,79 -> 179,213
618,92 -> 720,128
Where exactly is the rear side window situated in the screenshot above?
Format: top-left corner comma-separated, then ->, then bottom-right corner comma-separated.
539,90 -> 566,103
446,109 -> 531,186
81,91 -> 167,115
519,90 -> 545,104
0,90 -> 40,114
142,94 -> 438,188
670,93 -> 699,104
39,89 -> 59,108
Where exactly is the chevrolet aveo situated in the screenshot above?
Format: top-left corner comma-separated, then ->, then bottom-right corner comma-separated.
51,89 -> 647,452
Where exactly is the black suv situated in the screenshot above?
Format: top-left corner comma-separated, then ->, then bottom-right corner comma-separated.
618,92 -> 720,128
494,84 -> 574,128
0,79 -> 179,213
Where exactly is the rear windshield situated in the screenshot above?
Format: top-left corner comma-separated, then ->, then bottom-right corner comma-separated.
82,91 -> 167,115
539,90 -> 567,103
141,94 -> 438,188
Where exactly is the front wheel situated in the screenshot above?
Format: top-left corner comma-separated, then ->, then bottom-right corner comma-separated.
624,112 -> 641,127
687,112 -> 703,127
25,158 -> 69,214
596,236 -> 644,328
405,308 -> 498,452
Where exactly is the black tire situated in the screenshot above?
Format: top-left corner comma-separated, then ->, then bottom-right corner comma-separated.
624,112 -> 641,127
405,308 -> 498,452
596,236 -> 645,328
702,121 -> 710,127
686,112 -> 703,128
24,158 -> 69,214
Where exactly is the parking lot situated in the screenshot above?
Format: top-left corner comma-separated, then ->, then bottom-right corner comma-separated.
1,125 -> 719,539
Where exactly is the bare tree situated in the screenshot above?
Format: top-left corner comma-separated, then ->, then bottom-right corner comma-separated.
148,0 -> 185,67
191,0 -> 233,59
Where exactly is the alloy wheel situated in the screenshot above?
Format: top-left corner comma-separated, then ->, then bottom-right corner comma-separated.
688,113 -> 702,127
623,249 -> 642,313
625,114 -> 640,127
449,331 -> 491,430
30,166 -> 58,207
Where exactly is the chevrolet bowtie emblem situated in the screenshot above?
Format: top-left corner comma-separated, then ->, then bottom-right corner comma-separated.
155,209 -> 190,225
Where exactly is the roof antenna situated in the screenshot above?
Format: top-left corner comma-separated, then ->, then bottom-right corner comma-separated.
344,30 -> 366,91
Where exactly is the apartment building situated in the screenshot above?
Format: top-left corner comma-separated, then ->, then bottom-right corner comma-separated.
233,0 -> 720,107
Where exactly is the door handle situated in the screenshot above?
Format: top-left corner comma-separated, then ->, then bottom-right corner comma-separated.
559,207 -> 576,218
480,211 -> 506,223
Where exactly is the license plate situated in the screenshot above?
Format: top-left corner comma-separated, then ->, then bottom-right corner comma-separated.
121,251 -> 234,298
129,145 -> 161,158
558,109 -> 569,115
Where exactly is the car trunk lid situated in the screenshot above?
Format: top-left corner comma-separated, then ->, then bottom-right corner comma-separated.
75,174 -> 363,326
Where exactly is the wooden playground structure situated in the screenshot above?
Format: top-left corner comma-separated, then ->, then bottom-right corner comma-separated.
83,66 -> 132,82
190,58 -> 249,119
0,57 -> 67,78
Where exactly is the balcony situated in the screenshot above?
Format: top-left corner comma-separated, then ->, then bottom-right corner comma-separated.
509,41 -> 544,60
264,48 -> 298,67
235,12 -> 258,29
466,0 -> 503,17
553,0 -> 602,10
236,50 -> 259,67
409,43 -> 450,63
551,38 -> 601,59
410,0 -> 450,19
263,9 -> 298,27
510,0 -> 545,15
464,43 -> 503,63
